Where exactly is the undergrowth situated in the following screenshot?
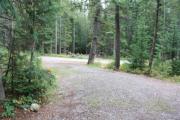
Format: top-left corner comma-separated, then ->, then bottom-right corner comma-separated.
1,53 -> 56,118
105,60 -> 180,82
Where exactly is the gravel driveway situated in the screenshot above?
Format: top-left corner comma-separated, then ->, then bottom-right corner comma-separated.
16,56 -> 180,120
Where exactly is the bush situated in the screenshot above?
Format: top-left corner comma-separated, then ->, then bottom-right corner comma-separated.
130,58 -> 146,70
129,36 -> 149,70
3,53 -> 56,102
105,59 -> 179,82
0,47 -> 8,70
152,60 -> 172,77
106,61 -> 115,70
1,53 -> 56,118
1,101 -> 15,118
13,96 -> 36,110
120,63 -> 148,74
106,62 -> 137,73
171,60 -> 180,75
88,62 -> 103,68
120,63 -> 131,72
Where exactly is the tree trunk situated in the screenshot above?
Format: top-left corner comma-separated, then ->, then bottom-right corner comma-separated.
30,30 -> 35,63
114,4 -> 120,70
42,41 -> 44,54
73,21 -> 76,53
0,76 -> 5,100
10,20 -> 15,93
59,17 -> 62,54
148,0 -> 161,73
55,18 -> 58,54
2,17 -> 14,97
171,25 -> 176,61
72,18 -> 76,53
30,1 -> 36,63
50,39 -> 53,54
88,0 -> 101,64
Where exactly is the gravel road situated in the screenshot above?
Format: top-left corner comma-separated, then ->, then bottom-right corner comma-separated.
16,56 -> 180,120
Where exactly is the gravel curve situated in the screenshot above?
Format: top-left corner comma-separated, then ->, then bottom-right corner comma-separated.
15,56 -> 180,120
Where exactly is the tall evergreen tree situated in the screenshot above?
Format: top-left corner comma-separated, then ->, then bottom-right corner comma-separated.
88,0 -> 101,64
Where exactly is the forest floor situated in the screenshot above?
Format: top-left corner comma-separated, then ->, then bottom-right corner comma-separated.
15,56 -> 180,120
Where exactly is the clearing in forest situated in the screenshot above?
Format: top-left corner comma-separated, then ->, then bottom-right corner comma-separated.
15,56 -> 180,120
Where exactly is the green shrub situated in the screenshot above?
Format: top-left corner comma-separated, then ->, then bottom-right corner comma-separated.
106,62 -> 137,72
106,61 -> 115,69
3,53 -> 56,102
13,96 -> 37,109
105,59 -> 179,82
88,62 -> 102,68
172,76 -> 180,82
120,63 -> 131,72
121,63 -> 148,74
152,60 -> 172,77
130,58 -> 146,70
1,53 -> 56,118
0,47 -> 8,70
1,101 -> 15,118
129,37 -> 149,70
171,60 -> 180,75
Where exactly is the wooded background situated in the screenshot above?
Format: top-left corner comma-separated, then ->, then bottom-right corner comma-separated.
0,0 -> 180,99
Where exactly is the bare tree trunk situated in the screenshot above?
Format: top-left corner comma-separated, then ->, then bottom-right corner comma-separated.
5,19 -> 14,89
41,41 -> 44,54
148,0 -> 161,73
73,20 -> 76,53
55,18 -> 58,54
88,0 -> 101,64
114,4 -> 120,70
171,25 -> 176,61
59,17 -> 62,54
10,20 -> 15,93
30,40 -> 35,62
0,76 -> 5,100
1,16 -> 14,98
30,1 -> 36,63
30,37 -> 35,84
50,39 -> 53,54
30,22 -> 35,63
71,18 -> 76,54
5,30 -> 12,78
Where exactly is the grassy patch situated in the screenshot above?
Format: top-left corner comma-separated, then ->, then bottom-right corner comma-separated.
104,61 -> 180,83
88,62 -> 104,68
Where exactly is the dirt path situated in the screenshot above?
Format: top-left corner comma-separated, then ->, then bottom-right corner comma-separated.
16,56 -> 180,120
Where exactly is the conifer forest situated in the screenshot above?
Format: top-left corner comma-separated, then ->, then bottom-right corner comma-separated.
0,0 -> 180,119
